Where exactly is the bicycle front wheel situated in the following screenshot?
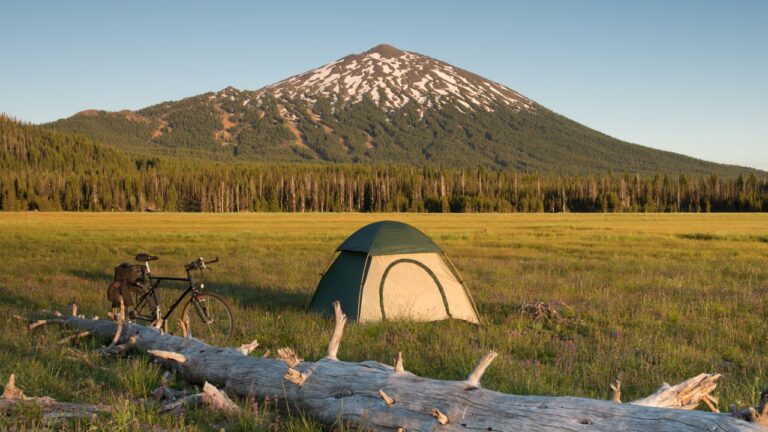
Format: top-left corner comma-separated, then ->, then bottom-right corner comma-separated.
180,292 -> 234,346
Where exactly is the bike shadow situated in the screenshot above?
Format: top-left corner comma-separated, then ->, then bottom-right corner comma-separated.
214,283 -> 311,312
0,285 -> 49,311
67,269 -> 312,313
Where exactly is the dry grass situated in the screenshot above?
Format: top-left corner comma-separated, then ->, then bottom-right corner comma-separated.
1,212 -> 767,430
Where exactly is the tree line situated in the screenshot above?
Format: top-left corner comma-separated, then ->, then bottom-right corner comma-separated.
2,115 -> 767,213
5,163 -> 767,213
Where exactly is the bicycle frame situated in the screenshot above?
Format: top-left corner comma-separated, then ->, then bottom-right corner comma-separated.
129,266 -> 203,323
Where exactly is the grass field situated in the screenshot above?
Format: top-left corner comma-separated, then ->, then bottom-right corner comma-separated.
1,212 -> 767,431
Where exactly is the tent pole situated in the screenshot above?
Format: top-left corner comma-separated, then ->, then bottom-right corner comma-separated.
305,251 -> 340,310
443,252 -> 482,324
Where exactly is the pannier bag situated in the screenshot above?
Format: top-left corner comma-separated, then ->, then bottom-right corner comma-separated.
114,263 -> 143,285
107,263 -> 145,308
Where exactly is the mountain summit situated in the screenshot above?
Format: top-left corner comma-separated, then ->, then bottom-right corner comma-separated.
259,43 -> 533,112
48,44 -> 753,175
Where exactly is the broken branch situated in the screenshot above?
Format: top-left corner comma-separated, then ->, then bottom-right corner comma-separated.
465,351 -> 498,388
378,389 -> 394,406
57,330 -> 90,345
238,339 -> 259,356
148,350 -> 187,363
326,300 -> 347,360
276,347 -> 301,367
610,379 -> 622,403
631,373 -> 721,410
284,368 -> 306,386
393,351 -> 404,374
431,407 -> 449,425
28,318 -> 65,330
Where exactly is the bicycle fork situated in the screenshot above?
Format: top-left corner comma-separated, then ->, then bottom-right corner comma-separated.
191,295 -> 213,324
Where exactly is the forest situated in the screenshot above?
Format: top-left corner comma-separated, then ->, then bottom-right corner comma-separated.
2,115 -> 767,213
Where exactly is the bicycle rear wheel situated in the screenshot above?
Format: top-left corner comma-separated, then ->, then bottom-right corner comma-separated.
180,292 -> 234,345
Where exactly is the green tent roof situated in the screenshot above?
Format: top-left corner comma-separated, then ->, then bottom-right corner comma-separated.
337,221 -> 443,256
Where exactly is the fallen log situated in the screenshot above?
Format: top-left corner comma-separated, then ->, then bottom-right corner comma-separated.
1,374 -> 111,421
33,304 -> 766,431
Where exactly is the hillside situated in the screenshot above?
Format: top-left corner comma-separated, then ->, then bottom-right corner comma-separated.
47,44 -> 757,177
0,115 -> 129,172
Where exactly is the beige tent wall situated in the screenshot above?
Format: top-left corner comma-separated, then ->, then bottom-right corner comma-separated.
358,253 -> 479,324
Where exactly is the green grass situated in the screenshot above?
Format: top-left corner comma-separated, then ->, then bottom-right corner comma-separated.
1,212 -> 767,430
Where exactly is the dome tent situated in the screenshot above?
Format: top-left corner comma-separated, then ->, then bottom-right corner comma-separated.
308,221 -> 480,324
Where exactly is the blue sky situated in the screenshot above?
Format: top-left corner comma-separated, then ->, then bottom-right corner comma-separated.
1,0 -> 766,169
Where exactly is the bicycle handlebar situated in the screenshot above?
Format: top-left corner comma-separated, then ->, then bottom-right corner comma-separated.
184,256 -> 219,271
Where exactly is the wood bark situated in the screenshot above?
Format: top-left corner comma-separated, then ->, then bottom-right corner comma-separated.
40,310 -> 766,431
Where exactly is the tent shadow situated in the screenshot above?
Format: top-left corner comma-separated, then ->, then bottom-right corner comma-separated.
472,301 -> 517,324
214,283 -> 311,313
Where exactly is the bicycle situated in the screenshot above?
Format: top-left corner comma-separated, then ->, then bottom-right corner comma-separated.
123,253 -> 235,345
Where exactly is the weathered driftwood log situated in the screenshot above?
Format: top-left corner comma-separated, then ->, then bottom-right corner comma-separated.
1,374 -> 111,421
160,382 -> 240,416
36,305 -> 766,432
608,374 -> 723,413
630,373 -> 722,411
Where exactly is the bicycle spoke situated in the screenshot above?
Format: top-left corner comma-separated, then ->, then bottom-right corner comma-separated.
181,293 -> 233,345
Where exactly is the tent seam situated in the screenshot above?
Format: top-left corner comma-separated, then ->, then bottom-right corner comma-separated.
356,253 -> 371,321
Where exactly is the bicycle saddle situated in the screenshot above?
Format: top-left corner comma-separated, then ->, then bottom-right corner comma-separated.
135,253 -> 159,263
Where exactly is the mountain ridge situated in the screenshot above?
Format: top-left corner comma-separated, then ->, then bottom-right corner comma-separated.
46,44 -> 760,176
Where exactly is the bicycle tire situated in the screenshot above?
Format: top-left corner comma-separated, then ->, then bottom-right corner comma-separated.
179,292 -> 235,345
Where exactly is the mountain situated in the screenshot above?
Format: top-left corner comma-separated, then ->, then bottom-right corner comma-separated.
48,44 -> 755,176
261,44 -> 534,112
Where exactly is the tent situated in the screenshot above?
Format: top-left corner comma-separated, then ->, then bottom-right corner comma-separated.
308,221 -> 480,324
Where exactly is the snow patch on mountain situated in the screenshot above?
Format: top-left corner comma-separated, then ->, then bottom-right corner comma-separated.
255,44 -> 535,113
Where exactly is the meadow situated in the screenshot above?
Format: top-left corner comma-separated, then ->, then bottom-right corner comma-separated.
1,212 -> 767,431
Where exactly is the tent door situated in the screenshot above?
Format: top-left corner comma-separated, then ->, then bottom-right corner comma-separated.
378,259 -> 452,321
